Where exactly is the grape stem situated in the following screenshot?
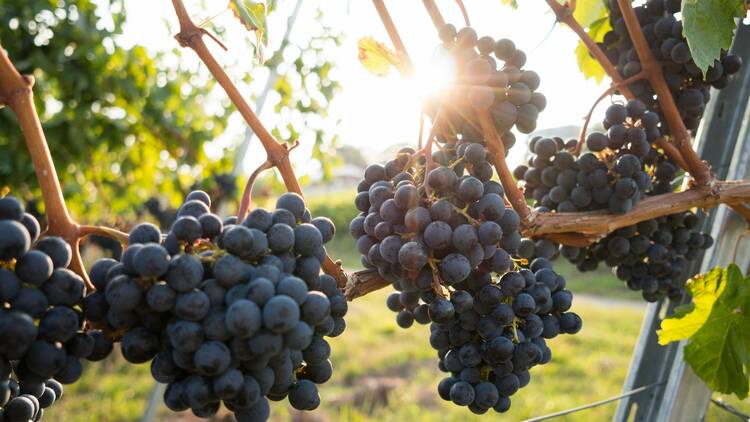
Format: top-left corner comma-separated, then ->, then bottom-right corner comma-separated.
729,203 -> 750,225
475,110 -> 530,221
453,0 -> 471,26
421,0 -> 447,30
78,225 -> 130,244
170,0 -> 348,287
574,71 -> 648,156
371,0 -> 414,76
237,160 -> 274,222
615,0 -> 711,186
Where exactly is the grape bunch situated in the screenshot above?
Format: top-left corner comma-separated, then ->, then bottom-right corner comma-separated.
85,191 -> 346,421
0,196 -> 113,422
601,0 -> 742,132
560,211 -> 712,302
386,258 -> 581,414
351,148 -> 522,293
427,23 -> 546,147
514,100 -> 679,214
351,144 -> 582,413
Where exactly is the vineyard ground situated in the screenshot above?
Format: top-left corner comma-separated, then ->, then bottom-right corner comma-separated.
49,192 -> 749,421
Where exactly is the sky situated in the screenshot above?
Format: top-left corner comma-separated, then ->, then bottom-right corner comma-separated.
117,0 -> 612,177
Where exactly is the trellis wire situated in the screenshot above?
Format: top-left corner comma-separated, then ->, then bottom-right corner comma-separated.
710,398 -> 750,421
522,381 -> 666,422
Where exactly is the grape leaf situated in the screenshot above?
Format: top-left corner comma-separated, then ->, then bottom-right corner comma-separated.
658,266 -> 728,344
682,0 -> 743,73
357,37 -> 401,77
228,0 -> 268,62
573,0 -> 609,29
659,265 -> 750,399
575,16 -> 611,83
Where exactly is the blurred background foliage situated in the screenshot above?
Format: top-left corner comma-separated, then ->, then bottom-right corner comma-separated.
0,0 -> 342,228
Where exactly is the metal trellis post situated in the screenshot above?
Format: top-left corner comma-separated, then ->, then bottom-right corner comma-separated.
614,23 -> 750,422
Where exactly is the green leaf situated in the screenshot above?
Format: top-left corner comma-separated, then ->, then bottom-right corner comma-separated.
499,0 -> 518,8
228,0 -> 269,62
659,265 -> 750,399
682,0 -> 743,73
575,16 -> 611,83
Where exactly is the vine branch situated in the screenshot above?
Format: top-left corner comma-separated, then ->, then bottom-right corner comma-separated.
170,0 -> 347,286
0,44 -> 121,291
422,0 -> 446,31
524,180 -> 750,238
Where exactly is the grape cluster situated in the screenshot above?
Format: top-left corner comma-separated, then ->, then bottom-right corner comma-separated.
427,23 -> 546,147
561,211 -> 712,302
388,258 -> 580,414
0,196 -> 113,422
601,0 -> 742,132
86,191 -> 346,421
515,100 -> 679,214
351,145 -> 581,413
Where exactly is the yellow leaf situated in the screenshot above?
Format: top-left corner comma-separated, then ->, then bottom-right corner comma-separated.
573,0 -> 608,29
575,16 -> 611,82
357,37 -> 400,77
657,267 -> 729,345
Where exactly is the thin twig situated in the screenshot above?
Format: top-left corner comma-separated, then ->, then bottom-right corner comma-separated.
476,110 -> 530,221
237,160 -> 274,222
68,239 -> 95,292
575,71 -> 647,156
454,0 -> 470,26
417,110 -> 425,149
729,203 -> 750,225
654,136 -> 689,171
78,225 -> 130,244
